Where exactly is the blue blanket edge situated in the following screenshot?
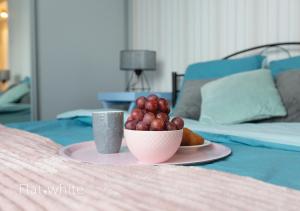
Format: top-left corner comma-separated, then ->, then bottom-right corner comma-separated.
195,130 -> 300,153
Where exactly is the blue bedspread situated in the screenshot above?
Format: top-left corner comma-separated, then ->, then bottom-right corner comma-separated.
7,118 -> 300,191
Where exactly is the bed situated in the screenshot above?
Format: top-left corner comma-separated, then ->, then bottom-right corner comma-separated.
7,114 -> 300,190
0,103 -> 31,123
0,78 -> 31,124
3,42 -> 300,210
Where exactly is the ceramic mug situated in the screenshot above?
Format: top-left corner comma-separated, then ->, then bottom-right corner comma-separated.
92,111 -> 123,154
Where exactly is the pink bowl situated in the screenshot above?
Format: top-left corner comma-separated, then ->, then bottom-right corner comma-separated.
124,129 -> 183,164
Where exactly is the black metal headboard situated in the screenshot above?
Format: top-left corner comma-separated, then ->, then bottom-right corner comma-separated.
172,41 -> 300,106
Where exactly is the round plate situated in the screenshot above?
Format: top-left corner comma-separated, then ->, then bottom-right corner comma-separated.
59,141 -> 231,165
179,140 -> 211,150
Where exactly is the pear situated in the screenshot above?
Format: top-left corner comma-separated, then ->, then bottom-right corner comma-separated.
181,128 -> 193,146
181,127 -> 204,146
189,132 -> 204,146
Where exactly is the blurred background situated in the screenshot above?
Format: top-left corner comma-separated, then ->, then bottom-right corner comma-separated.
0,0 -> 299,124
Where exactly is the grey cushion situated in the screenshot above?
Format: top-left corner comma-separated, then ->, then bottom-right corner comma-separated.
259,70 -> 300,122
18,93 -> 31,104
175,70 -> 300,122
173,80 -> 211,120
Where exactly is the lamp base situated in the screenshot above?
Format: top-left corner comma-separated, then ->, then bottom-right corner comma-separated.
126,70 -> 151,92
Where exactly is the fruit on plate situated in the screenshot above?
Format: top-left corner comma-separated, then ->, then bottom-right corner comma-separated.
125,94 -> 184,131
125,120 -> 138,130
171,117 -> 184,130
158,98 -> 169,113
181,128 -> 192,146
156,112 -> 169,122
189,133 -> 205,146
145,100 -> 158,113
165,121 -> 177,131
143,112 -> 155,125
147,94 -> 159,101
136,121 -> 150,131
131,108 -> 144,121
136,96 -> 147,109
150,118 -> 165,131
181,128 -> 205,146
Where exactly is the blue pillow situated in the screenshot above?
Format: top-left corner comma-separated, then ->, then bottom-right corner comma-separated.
200,69 -> 287,124
173,55 -> 264,113
0,82 -> 30,104
184,55 -> 265,80
270,56 -> 300,75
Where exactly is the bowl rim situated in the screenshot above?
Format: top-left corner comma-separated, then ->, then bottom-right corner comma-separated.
124,128 -> 183,133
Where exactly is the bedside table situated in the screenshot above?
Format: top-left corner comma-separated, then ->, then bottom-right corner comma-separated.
97,92 -> 172,112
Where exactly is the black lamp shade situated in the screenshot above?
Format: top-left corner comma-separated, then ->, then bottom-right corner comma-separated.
120,50 -> 156,71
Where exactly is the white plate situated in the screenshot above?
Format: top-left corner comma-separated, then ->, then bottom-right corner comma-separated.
59,141 -> 231,165
179,140 -> 211,150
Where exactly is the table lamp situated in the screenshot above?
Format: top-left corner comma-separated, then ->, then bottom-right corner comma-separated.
0,70 -> 10,83
0,70 -> 10,92
120,50 -> 156,91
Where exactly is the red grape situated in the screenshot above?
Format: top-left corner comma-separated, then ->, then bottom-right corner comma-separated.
143,112 -> 156,125
156,112 -> 169,122
136,121 -> 150,131
131,108 -> 144,121
150,118 -> 165,131
147,94 -> 159,101
171,117 -> 184,130
165,107 -> 170,114
166,121 -> 177,130
126,115 -> 134,122
125,120 -> 138,130
158,98 -> 169,113
145,100 -> 158,113
136,96 -> 147,109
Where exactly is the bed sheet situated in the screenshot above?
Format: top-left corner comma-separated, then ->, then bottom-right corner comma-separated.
7,118 -> 300,190
2,125 -> 300,210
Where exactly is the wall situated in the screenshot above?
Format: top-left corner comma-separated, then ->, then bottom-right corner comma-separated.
129,0 -> 300,91
8,0 -> 32,83
0,1 -> 8,69
36,0 -> 127,120
0,19 -> 8,69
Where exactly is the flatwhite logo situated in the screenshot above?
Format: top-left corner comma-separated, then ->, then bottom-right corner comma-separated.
19,184 -> 84,196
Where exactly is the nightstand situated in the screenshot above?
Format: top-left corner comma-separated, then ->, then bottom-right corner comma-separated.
97,92 -> 172,112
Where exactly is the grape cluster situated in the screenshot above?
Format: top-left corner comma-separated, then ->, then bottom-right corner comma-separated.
125,94 -> 184,131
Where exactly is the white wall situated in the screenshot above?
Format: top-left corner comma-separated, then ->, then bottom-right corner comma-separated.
36,0 -> 128,120
129,0 -> 300,91
8,0 -> 32,83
